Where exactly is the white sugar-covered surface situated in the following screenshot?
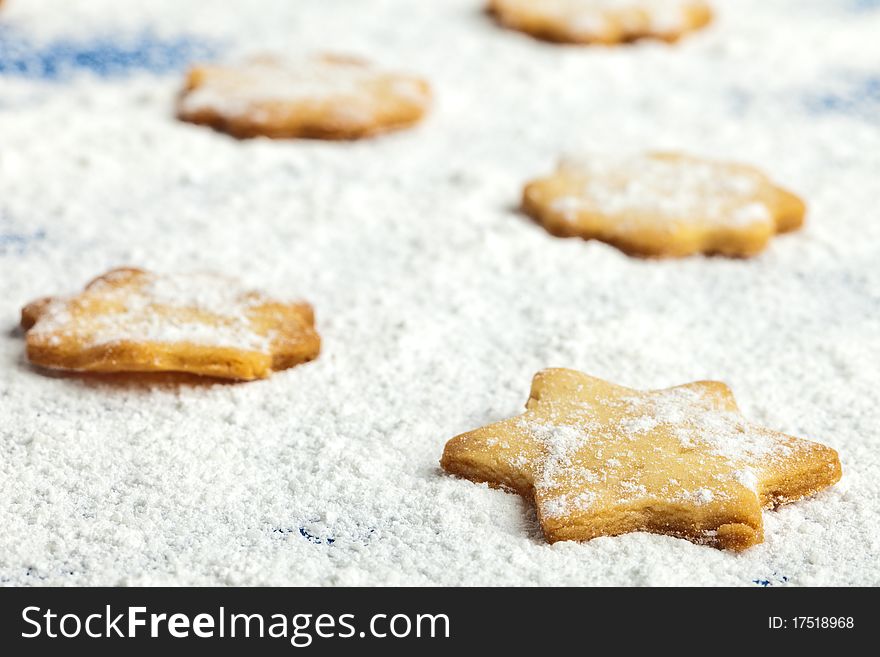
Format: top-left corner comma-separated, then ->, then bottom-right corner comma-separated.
1,0 -> 878,586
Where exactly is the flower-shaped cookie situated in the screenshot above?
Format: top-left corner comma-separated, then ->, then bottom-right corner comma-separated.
442,369 -> 841,550
21,268 -> 320,380
177,54 -> 431,140
523,152 -> 806,257
488,0 -> 713,44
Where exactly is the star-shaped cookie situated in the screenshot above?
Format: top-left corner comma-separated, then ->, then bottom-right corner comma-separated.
21,268 -> 320,381
488,0 -> 713,45
177,54 -> 431,140
522,152 -> 806,257
441,369 -> 841,550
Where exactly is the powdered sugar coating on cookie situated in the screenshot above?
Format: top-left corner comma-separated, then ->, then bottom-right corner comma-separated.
525,385 -> 791,521
523,152 -> 806,257
29,269 -> 270,351
441,369 -> 840,550
556,154 -> 773,227
177,56 -> 431,140
489,0 -> 713,44
22,268 -> 320,380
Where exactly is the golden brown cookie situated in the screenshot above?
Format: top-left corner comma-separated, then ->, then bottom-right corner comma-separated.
177,54 -> 431,140
21,268 -> 320,381
488,0 -> 713,44
522,152 -> 806,257
441,368 -> 841,550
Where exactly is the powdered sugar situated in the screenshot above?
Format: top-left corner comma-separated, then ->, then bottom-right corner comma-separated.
494,0 -> 703,37
0,0 -> 878,586
734,468 -> 760,493
551,153 -> 775,229
521,419 -> 598,496
178,58 -> 429,122
28,270 -> 275,352
542,490 -> 597,517
682,487 -> 714,504
615,387 -> 782,463
507,381 -> 797,521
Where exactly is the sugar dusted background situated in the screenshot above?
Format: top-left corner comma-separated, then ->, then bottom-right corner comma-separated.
1,0 -> 878,585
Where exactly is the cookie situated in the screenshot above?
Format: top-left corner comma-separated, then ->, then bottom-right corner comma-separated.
488,0 -> 713,45
21,268 -> 320,381
522,152 -> 806,257
177,54 -> 431,140
441,368 -> 841,550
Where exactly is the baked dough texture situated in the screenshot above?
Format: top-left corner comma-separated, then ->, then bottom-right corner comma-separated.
523,152 -> 806,257
21,268 -> 320,381
441,368 -> 841,550
177,54 -> 431,140
488,0 -> 713,44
